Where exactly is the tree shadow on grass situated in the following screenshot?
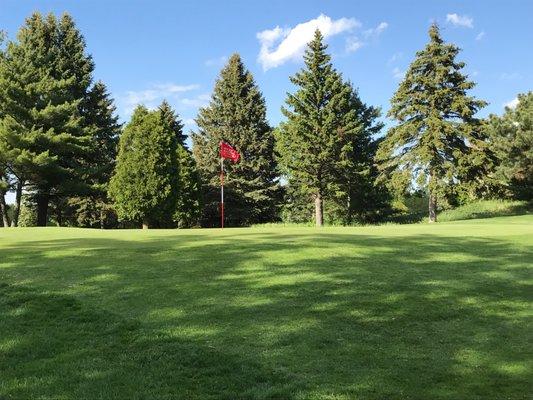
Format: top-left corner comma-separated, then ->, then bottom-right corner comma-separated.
0,230 -> 532,399
0,283 -> 298,400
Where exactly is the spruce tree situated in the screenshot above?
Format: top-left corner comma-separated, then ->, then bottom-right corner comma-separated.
487,92 -> 533,200
329,83 -> 389,224
109,106 -> 179,229
376,24 -> 488,222
192,54 -> 279,226
68,81 -> 121,228
0,12 -> 94,226
276,30 -> 357,227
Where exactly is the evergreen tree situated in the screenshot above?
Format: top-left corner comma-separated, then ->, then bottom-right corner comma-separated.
68,81 -> 121,228
329,83 -> 389,224
109,105 -> 179,229
0,170 -> 10,227
0,12 -> 94,226
376,24 -> 489,222
192,54 -> 279,227
487,92 -> 533,200
158,100 -> 201,227
175,145 -> 201,227
276,30 -> 358,227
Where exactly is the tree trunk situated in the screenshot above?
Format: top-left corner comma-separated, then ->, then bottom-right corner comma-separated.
0,190 -> 9,227
142,218 -> 150,229
314,192 -> 323,227
56,207 -> 62,227
10,180 -> 23,227
428,192 -> 437,223
100,206 -> 105,229
36,192 -> 50,227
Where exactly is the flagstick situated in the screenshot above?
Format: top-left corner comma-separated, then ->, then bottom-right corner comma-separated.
220,156 -> 224,229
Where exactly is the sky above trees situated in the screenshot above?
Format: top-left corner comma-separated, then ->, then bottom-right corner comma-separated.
2,0 -> 531,131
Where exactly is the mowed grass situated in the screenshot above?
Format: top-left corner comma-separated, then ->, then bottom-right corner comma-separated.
1,216 -> 532,400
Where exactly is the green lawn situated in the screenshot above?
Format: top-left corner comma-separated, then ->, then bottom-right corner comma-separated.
1,216 -> 532,399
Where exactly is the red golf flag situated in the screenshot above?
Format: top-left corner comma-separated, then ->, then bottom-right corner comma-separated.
220,141 -> 240,163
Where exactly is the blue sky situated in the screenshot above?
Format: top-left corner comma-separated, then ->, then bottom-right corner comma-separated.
1,0 -> 532,202
2,0 -> 532,128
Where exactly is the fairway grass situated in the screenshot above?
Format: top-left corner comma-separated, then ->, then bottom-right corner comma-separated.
1,216 -> 532,399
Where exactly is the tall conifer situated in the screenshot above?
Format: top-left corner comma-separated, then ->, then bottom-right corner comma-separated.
276,30 -> 357,226
68,81 -> 121,228
192,54 -> 279,226
376,24 -> 488,222
0,12 -> 94,226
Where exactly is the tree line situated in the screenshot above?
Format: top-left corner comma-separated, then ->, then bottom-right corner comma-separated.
0,13 -> 531,228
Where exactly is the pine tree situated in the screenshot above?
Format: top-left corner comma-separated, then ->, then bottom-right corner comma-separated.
376,24 -> 488,222
0,170 -> 10,227
192,54 -> 279,227
487,92 -> 533,200
109,106 -> 179,229
329,83 -> 389,224
0,12 -> 94,226
68,81 -> 121,228
276,30 -> 358,227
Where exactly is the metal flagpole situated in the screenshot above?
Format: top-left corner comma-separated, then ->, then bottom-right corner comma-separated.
220,155 -> 224,229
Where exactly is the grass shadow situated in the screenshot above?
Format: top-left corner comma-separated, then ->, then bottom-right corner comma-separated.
0,227 -> 532,399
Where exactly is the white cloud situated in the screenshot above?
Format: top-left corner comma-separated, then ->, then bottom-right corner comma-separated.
346,21 -> 388,54
257,14 -> 360,70
446,13 -> 474,28
363,22 -> 388,39
180,93 -> 211,108
205,56 -> 228,67
504,97 -> 519,109
346,36 -> 363,53
475,31 -> 485,41
392,67 -> 405,80
118,83 -> 199,117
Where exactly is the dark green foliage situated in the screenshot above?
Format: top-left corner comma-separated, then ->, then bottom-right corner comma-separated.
159,101 -> 201,228
67,81 -> 122,228
328,84 -> 391,224
276,31 -> 355,226
279,181 -> 313,223
376,24 -> 490,222
0,12 -> 95,226
17,197 -> 37,227
277,31 -> 387,226
175,145 -> 201,228
109,106 -> 180,228
192,54 -> 280,227
486,92 -> 533,200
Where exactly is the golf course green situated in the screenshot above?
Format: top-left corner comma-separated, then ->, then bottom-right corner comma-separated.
1,215 -> 532,399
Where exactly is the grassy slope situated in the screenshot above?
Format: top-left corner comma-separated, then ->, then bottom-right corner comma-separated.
438,199 -> 531,222
1,216 -> 532,399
